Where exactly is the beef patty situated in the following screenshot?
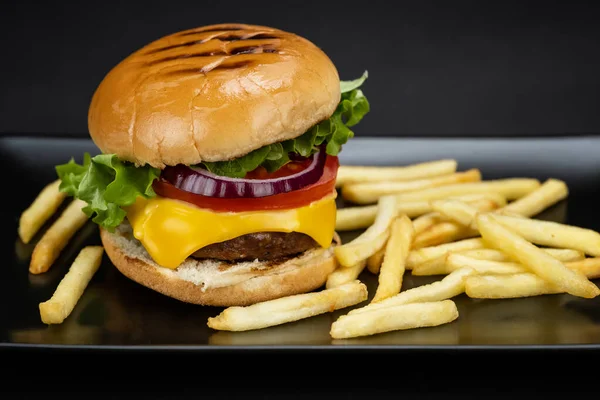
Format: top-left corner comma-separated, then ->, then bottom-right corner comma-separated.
191,232 -> 319,262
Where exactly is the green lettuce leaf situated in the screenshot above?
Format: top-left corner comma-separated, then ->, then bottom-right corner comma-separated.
200,71 -> 370,177
340,70 -> 368,94
55,154 -> 161,231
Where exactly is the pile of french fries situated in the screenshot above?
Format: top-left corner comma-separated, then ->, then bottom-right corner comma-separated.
19,160 -> 600,341
209,160 -> 600,339
18,180 -> 99,325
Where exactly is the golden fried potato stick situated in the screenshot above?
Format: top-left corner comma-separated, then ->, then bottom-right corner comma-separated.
406,237 -> 485,270
432,180 -> 569,233
412,212 -> 445,236
342,169 -> 481,204
477,213 -> 600,299
466,257 -> 600,299
208,280 -> 368,331
349,268 -> 476,315
411,222 -> 478,249
18,180 -> 67,244
39,246 -> 104,324
330,300 -> 459,339
372,215 -> 414,303
491,214 -> 600,257
29,199 -> 90,274
460,248 -> 584,263
335,193 -> 506,232
334,195 -> 398,267
395,179 -> 541,202
415,253 -> 525,276
326,260 -> 367,289
366,245 -> 386,274
465,273 -> 561,299
431,199 -> 482,231
412,197 -> 504,248
335,159 -> 458,187
336,202 -> 429,232
411,194 -> 504,234
566,257 -> 600,279
497,178 -> 568,217
412,247 -> 585,276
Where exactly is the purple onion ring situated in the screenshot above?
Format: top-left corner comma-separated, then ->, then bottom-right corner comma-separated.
160,148 -> 326,198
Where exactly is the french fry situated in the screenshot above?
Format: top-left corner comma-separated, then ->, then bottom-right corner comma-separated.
465,273 -> 562,299
412,196 -> 504,249
330,300 -> 459,339
565,257 -> 600,279
497,178 -> 569,217
422,197 -> 509,244
477,213 -> 600,298
444,254 -> 524,275
38,246 -> 104,324
415,250 -> 598,277
408,254 -> 449,275
29,199 -> 90,274
412,221 -> 478,249
366,246 -> 386,274
412,196 -> 503,237
372,215 -> 414,303
491,214 -> 600,257
406,237 -> 485,270
335,159 -> 458,187
460,248 -> 585,263
412,212 -> 444,235
336,202 -> 429,232
466,258 -> 600,299
208,313 -> 333,345
334,195 -> 398,267
431,199 -> 481,230
454,192 -> 507,207
326,260 -> 367,289
413,253 -> 525,276
395,179 -> 541,202
413,247 -> 584,276
336,206 -> 380,232
18,180 -> 67,244
349,268 -> 476,315
342,169 -> 482,204
207,280 -> 368,331
335,193 -> 507,232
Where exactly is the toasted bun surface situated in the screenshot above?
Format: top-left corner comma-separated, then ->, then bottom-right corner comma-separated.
100,224 -> 339,307
88,23 -> 341,168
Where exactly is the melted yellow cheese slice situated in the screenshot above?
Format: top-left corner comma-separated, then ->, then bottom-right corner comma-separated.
125,195 -> 337,269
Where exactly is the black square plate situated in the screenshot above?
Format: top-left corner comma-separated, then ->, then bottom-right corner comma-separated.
1,133 -> 600,352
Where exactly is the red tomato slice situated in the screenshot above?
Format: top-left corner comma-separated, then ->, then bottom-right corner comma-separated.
152,155 -> 339,212
244,158 -> 314,180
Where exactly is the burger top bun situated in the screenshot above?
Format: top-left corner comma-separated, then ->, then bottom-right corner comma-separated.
88,23 -> 341,168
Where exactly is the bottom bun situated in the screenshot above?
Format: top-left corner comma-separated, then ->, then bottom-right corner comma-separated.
100,223 -> 339,307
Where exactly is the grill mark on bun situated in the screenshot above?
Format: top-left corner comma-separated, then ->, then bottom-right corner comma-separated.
163,60 -> 254,77
146,45 -> 278,66
145,40 -> 206,55
144,28 -> 282,74
145,32 -> 281,55
229,45 -> 276,55
148,43 -> 278,66
146,51 -> 228,66
177,26 -> 244,36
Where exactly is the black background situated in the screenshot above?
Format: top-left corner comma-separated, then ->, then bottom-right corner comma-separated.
2,0 -> 600,137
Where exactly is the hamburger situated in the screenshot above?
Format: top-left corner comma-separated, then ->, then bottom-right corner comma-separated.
55,23 -> 370,307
